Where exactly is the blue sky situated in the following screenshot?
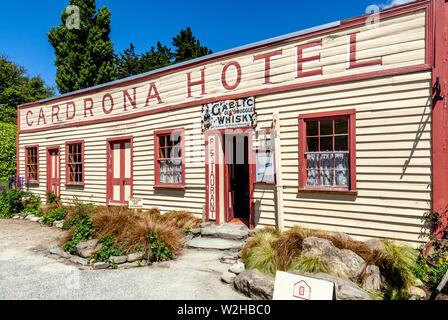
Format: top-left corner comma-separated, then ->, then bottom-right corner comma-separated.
0,0 -> 412,92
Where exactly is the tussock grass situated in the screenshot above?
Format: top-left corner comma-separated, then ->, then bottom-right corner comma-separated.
288,253 -> 331,274
241,227 -> 280,260
242,224 -> 420,295
62,204 -> 200,258
244,240 -> 278,276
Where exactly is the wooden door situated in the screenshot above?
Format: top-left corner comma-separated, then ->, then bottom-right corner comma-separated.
107,138 -> 133,205
47,147 -> 61,196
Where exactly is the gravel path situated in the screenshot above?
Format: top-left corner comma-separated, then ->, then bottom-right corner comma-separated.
0,219 -> 246,300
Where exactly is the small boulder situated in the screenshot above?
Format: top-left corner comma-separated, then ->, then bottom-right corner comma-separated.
221,271 -> 237,284
127,252 -> 144,263
53,220 -> 64,229
109,255 -> 128,264
76,240 -> 102,258
407,286 -> 426,299
25,214 -> 36,220
327,232 -> 352,242
118,262 -> 140,269
233,269 -> 275,300
229,261 -> 245,274
93,262 -> 110,270
30,217 -> 41,223
302,237 -> 366,281
362,265 -> 382,292
12,215 -> 20,220
70,256 -> 88,266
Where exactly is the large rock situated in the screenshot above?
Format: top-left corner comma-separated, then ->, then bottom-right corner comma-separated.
233,269 -> 274,300
93,262 -> 110,270
364,239 -> 386,253
290,271 -> 371,300
302,237 -> 366,281
76,240 -> 102,258
362,265 -> 382,292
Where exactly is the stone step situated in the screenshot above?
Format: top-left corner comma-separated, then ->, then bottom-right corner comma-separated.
186,237 -> 245,251
201,224 -> 249,241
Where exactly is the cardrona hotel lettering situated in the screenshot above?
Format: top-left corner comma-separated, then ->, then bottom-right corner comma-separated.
24,32 -> 382,129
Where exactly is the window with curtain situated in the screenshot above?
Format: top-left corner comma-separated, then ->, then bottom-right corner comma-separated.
66,142 -> 84,184
25,146 -> 39,183
299,109 -> 356,192
154,129 -> 185,187
305,118 -> 349,187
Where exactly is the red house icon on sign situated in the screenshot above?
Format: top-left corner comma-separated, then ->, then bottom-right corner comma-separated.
293,280 -> 311,300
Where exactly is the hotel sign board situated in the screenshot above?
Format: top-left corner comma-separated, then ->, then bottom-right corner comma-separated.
202,97 -> 257,131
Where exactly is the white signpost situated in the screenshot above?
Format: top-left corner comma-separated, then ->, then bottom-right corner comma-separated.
273,271 -> 334,300
128,197 -> 143,213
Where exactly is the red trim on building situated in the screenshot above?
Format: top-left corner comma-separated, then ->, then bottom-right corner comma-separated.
46,146 -> 61,196
153,128 -> 186,189
65,140 -> 85,186
298,109 -> 357,193
24,145 -> 39,184
106,136 -> 134,206
16,107 -> 20,176
431,0 -> 448,239
19,64 -> 431,134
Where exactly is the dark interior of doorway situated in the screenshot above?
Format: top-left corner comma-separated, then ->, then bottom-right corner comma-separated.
226,134 -> 250,226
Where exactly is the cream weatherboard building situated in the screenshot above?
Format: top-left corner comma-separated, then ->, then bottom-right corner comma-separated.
16,0 -> 448,247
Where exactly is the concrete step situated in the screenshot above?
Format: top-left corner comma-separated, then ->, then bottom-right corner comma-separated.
201,223 -> 249,241
186,237 -> 245,251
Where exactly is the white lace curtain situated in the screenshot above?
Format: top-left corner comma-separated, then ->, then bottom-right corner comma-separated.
306,152 -> 349,187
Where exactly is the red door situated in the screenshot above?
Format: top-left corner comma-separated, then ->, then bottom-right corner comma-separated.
47,147 -> 61,196
107,138 -> 133,205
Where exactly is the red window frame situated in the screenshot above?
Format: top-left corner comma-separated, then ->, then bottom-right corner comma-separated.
65,140 -> 85,186
25,145 -> 39,184
299,109 -> 357,193
154,128 -> 186,189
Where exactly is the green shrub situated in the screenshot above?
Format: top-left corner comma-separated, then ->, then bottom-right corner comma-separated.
41,208 -> 68,226
380,239 -> 419,290
412,252 -> 448,293
46,191 -> 61,205
63,201 -> 95,254
95,235 -> 123,263
288,254 -> 331,274
0,122 -> 17,179
0,188 -> 31,218
147,231 -> 172,262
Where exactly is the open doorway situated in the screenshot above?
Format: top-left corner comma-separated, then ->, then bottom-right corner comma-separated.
225,133 -> 250,226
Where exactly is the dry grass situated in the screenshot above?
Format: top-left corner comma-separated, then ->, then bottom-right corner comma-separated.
62,205 -> 200,257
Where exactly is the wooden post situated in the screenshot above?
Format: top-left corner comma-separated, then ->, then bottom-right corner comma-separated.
273,112 -> 285,232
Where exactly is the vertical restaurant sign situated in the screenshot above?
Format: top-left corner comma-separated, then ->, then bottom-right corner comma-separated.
208,135 -> 217,220
202,97 -> 257,131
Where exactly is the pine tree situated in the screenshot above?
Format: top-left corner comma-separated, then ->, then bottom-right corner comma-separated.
48,0 -> 117,94
172,27 -> 213,63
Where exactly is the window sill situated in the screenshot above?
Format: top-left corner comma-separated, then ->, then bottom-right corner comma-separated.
154,184 -> 186,190
66,182 -> 85,187
299,188 -> 358,196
